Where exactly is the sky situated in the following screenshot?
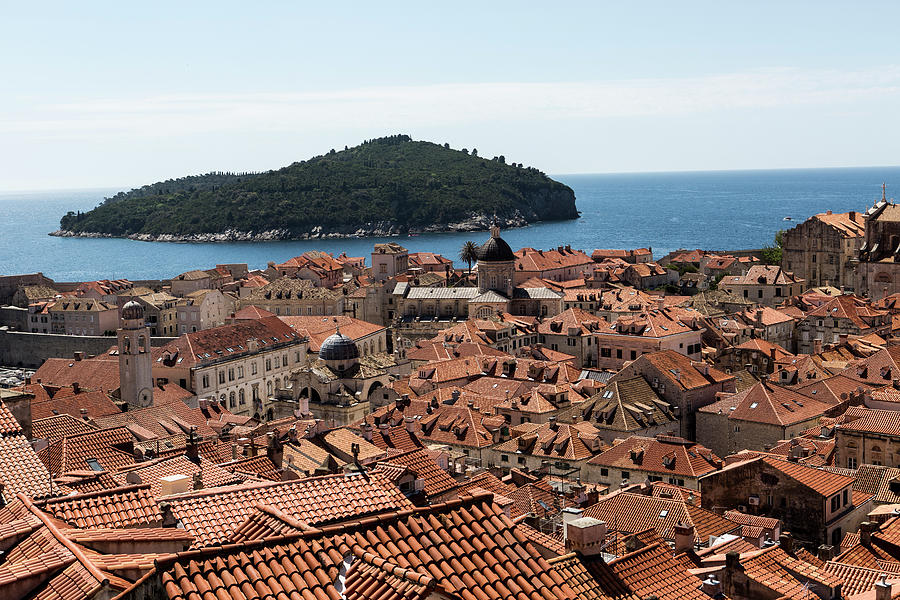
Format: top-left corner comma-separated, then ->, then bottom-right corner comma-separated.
2,1 -> 899,191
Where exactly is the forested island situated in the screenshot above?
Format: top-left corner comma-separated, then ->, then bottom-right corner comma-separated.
53,135 -> 578,241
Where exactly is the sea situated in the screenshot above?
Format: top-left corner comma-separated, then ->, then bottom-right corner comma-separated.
1,166 -> 898,282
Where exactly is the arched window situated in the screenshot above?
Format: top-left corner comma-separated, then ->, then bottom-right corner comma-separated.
274,377 -> 281,390
229,391 -> 236,409
138,334 -> 148,352
267,381 -> 273,397
238,388 -> 245,405
872,444 -> 884,466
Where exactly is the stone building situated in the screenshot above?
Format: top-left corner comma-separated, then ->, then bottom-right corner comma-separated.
48,298 -> 119,336
289,327 -> 407,426
795,294 -> 890,354
371,242 -> 409,281
834,406 -> 900,469
582,434 -> 722,490
611,350 -> 736,439
513,246 -> 594,284
175,288 -> 232,334
781,209 -> 865,290
239,277 -> 346,317
700,455 -> 865,547
857,184 -> 900,299
720,265 -> 804,307
151,316 -> 309,418
696,380 -> 831,458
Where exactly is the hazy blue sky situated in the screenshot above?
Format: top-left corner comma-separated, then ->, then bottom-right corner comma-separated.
2,1 -> 899,190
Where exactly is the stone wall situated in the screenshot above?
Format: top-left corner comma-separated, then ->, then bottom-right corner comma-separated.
0,327 -> 175,368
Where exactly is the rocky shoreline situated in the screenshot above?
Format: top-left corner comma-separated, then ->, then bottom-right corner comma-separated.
48,211 -> 559,243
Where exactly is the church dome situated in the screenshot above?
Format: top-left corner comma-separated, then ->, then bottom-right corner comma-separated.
320,331 -> 359,362
476,226 -> 515,262
121,300 -> 144,320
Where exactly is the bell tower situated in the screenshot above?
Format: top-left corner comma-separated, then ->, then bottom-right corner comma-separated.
118,300 -> 154,407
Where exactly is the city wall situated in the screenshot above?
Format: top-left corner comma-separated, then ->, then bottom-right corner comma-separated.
0,327 -> 175,368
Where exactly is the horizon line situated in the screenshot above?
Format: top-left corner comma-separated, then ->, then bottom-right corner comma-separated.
1,163 -> 899,195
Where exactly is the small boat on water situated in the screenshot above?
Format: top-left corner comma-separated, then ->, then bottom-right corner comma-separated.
783,217 -> 792,221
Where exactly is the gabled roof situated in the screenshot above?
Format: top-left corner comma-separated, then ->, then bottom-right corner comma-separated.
586,435 -> 722,479
38,484 -> 162,529
634,350 -> 733,390
139,493 -> 576,600
164,471 -> 414,546
38,426 -> 135,476
582,491 -> 739,543
761,455 -> 853,497
608,540 -> 711,600
570,377 -> 677,433
0,435 -> 58,502
700,381 -> 831,427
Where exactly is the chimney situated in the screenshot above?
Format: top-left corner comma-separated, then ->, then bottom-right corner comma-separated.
876,574 -> 893,600
80,408 -> 88,421
850,211 -> 857,221
231,443 -> 238,461
860,521 -> 879,546
673,522 -> 695,553
779,532 -> 794,555
817,544 -> 834,562
198,398 -> 208,411
74,351 -> 84,361
561,507 -> 584,543
159,501 -> 178,527
770,347 -> 777,362
405,416 -> 416,433
362,423 -> 373,442
159,474 -> 191,497
266,431 -> 283,467
72,382 -> 80,394
565,517 -> 607,556
701,575 -> 722,597
549,416 -> 559,431
192,471 -> 203,491
814,339 -> 823,355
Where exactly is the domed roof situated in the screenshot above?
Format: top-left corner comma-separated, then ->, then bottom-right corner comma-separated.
121,300 -> 144,320
476,226 -> 515,262
320,330 -> 359,362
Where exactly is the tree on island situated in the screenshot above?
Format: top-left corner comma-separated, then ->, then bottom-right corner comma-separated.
459,241 -> 479,276
761,230 -> 785,266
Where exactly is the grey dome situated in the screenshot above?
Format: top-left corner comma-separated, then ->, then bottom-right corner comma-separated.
320,331 -> 359,362
476,232 -> 515,262
121,300 -> 144,320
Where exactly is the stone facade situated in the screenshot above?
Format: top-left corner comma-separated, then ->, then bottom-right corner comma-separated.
782,210 -> 865,290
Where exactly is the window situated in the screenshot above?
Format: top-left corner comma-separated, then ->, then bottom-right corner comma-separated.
517,456 -> 526,465
229,391 -> 236,408
251,362 -> 258,375
600,468 -> 609,477
266,358 -> 272,371
228,368 -> 235,381
600,347 -> 611,358
630,350 -> 637,360
85,458 -> 103,471
843,489 -> 849,506
501,455 -> 509,463
218,371 -> 225,384
282,354 -> 288,367
201,374 -> 209,389
239,388 -> 245,406
847,456 -> 858,469
831,495 -> 840,512
621,471 -> 630,480
237,366 -> 244,378
757,290 -> 763,298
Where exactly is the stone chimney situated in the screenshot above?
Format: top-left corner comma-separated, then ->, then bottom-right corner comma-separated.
701,574 -> 722,597
266,431 -> 284,467
817,544 -> 834,562
362,423 -> 373,442
80,408 -> 88,421
565,517 -> 607,557
405,416 -> 417,433
560,507 -> 583,543
72,382 -> 80,394
779,532 -> 794,555
876,574 -> 893,600
159,501 -> 178,527
814,338 -> 823,354
860,521 -> 879,546
673,522 -> 696,553
192,471 -> 203,491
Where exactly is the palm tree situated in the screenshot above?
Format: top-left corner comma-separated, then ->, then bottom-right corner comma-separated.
459,240 -> 479,277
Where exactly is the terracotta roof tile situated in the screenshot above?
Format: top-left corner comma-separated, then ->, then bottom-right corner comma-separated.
0,435 -> 58,503
38,485 -> 162,529
31,414 -> 98,444
38,426 -> 135,477
587,435 -> 722,479
165,472 -> 414,546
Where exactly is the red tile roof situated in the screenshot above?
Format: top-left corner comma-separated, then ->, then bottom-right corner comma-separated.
761,455 -> 853,497
0,435 -> 58,502
608,540 -> 711,600
38,485 -> 162,529
147,492 -> 576,600
38,426 -> 135,476
374,448 -> 458,497
587,435 -> 722,479
32,414 -> 98,443
700,381 -> 831,427
164,472 -> 414,546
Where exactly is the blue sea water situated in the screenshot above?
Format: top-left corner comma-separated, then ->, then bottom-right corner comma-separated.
1,167 -> 898,282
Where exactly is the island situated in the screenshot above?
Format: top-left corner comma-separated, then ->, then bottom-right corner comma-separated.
52,135 -> 579,241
